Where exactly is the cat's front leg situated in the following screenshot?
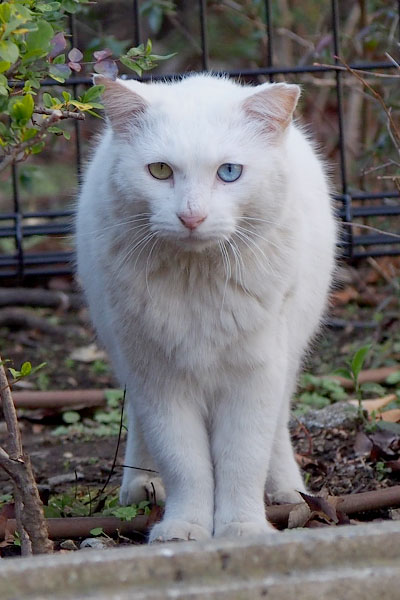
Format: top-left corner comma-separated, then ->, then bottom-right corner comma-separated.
265,374 -> 307,505
212,367 -> 285,538
133,382 -> 214,543
120,399 -> 165,506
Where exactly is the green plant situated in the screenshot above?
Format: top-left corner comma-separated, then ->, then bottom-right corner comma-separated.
334,344 -> 372,421
294,373 -> 348,415
0,1 -> 174,172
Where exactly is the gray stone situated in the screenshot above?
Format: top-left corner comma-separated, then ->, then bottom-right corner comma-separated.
290,401 -> 359,431
47,472 -> 84,486
1,521 -> 400,599
80,537 -> 115,550
60,539 -> 78,551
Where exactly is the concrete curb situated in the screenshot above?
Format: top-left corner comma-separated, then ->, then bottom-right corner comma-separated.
1,521 -> 400,599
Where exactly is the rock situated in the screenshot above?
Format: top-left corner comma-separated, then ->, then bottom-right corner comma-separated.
80,537 -> 115,550
290,402 -> 359,431
48,472 -> 84,487
60,539 -> 78,551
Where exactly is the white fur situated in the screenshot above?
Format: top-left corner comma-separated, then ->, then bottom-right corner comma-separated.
76,74 -> 336,541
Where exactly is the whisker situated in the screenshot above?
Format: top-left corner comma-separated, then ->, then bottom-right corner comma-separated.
226,239 -> 253,298
236,225 -> 282,253
218,241 -> 230,313
145,237 -> 160,301
115,231 -> 155,272
234,230 -> 280,279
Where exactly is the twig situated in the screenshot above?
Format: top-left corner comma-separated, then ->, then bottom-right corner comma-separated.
342,222 -> 400,241
0,113 -> 60,173
92,388 -> 126,513
0,356 -> 53,554
313,61 -> 400,79
33,107 -> 85,120
334,56 -> 400,151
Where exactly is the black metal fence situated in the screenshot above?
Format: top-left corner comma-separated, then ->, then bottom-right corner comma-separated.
1,0 -> 399,280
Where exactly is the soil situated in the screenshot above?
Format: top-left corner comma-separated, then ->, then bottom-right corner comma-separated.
0,256 -> 400,555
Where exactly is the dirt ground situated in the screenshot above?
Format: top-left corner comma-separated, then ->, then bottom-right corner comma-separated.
0,256 -> 400,555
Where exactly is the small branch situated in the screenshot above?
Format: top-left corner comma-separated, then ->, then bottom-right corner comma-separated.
0,358 -> 22,461
33,107 -> 85,120
0,113 -> 60,174
334,56 -> 400,151
313,61 -> 400,79
0,356 -> 53,554
342,222 -> 400,240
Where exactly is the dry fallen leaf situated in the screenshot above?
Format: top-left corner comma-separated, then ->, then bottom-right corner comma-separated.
299,492 -> 339,524
380,409 -> 400,423
69,343 -> 107,363
349,394 -> 397,415
287,503 -> 312,529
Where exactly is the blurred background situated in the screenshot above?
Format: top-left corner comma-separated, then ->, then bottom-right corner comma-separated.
0,0 -> 399,278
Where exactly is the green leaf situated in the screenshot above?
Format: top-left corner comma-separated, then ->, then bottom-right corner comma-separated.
0,60 -> 11,74
386,371 -> 400,385
43,92 -> 53,108
48,63 -> 71,82
90,527 -> 104,536
62,90 -> 71,103
53,53 -> 66,64
62,410 -> 81,424
350,345 -> 371,380
0,4 -> 12,24
30,361 -> 47,375
25,20 -> 54,54
20,361 -> 32,377
30,141 -> 45,154
119,55 -> 142,76
10,93 -> 34,126
0,41 -> 19,64
332,367 -> 353,380
109,506 -> 138,521
8,367 -> 20,379
81,84 -> 105,104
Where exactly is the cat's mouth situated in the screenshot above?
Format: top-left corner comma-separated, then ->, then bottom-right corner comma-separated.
159,230 -> 222,251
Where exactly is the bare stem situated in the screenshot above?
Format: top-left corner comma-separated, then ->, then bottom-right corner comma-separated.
0,356 -> 53,554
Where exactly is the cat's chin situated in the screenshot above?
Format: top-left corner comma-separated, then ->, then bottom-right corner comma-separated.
164,235 -> 220,253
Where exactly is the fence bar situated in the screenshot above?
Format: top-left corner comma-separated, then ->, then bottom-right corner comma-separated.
199,0 -> 209,71
133,0 -> 141,46
264,0 -> 274,82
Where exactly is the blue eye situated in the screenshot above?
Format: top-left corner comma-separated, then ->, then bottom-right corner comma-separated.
217,163 -> 243,182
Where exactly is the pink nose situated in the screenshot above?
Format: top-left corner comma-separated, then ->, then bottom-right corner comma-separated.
178,213 -> 207,230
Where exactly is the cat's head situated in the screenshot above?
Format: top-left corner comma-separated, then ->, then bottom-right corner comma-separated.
97,74 -> 300,252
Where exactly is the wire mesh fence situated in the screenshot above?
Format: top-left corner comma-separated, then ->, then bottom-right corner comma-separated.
0,0 -> 399,280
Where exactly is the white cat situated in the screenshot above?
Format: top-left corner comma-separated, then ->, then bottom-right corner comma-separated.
76,74 -> 336,542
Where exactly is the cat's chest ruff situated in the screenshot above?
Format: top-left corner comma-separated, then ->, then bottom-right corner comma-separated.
114,256 -> 272,372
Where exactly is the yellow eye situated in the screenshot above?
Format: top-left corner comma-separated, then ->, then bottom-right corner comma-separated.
148,162 -> 173,180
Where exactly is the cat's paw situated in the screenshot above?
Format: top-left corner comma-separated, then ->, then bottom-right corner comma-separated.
267,489 -> 305,505
149,519 -> 211,543
119,474 -> 165,505
214,521 -> 276,539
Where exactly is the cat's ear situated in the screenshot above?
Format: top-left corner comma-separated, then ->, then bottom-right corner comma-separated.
94,75 -> 148,135
243,83 -> 300,138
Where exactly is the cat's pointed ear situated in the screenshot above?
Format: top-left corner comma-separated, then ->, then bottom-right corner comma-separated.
94,75 -> 148,135
243,83 -> 300,137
